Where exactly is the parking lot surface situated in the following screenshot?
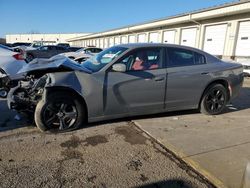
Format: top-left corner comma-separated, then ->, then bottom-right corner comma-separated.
0,99 -> 212,188
135,78 -> 250,188
1,79 -> 249,188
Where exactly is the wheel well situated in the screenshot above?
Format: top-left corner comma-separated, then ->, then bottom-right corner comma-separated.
45,86 -> 88,122
199,79 -> 230,107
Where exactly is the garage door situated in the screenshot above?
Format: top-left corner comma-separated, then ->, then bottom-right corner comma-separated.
236,21 -> 250,56
149,32 -> 159,43
128,35 -> 136,43
109,38 -> 114,47
181,28 -> 197,47
203,24 -> 227,55
163,30 -> 175,44
104,38 -> 109,48
100,39 -> 104,48
96,39 -> 99,48
115,37 -> 120,45
121,36 -> 127,44
138,34 -> 147,43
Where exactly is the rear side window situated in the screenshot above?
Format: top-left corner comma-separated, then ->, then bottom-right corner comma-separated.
167,48 -> 206,67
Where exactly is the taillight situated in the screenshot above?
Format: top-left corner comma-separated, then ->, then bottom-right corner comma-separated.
13,54 -> 25,60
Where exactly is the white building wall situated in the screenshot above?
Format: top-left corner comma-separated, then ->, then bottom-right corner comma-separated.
6,33 -> 89,45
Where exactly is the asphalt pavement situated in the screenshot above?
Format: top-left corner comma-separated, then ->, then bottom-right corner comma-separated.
0,102 -> 212,188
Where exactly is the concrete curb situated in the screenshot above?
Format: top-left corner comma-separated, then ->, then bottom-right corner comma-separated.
133,120 -> 227,188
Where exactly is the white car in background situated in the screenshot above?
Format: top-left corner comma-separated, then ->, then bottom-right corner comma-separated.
61,47 -> 103,63
0,45 -> 27,97
12,42 -> 44,53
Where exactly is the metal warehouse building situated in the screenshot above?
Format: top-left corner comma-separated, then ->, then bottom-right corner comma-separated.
67,0 -> 250,62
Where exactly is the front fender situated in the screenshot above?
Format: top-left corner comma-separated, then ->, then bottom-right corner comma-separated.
44,72 -> 83,99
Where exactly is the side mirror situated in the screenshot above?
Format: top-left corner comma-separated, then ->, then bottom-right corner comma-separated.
112,63 -> 126,72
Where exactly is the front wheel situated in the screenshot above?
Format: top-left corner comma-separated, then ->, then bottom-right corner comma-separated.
35,92 -> 86,133
200,84 -> 228,115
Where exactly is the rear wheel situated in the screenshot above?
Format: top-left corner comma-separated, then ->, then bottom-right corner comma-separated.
200,84 -> 228,115
35,92 -> 86,133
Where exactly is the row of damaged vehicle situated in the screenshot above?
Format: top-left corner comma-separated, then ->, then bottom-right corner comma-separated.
0,43 -> 245,133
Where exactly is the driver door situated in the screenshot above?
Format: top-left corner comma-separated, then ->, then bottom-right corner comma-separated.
104,47 -> 167,116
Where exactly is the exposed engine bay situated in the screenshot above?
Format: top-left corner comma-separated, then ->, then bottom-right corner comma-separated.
4,56 -> 88,117
7,74 -> 48,114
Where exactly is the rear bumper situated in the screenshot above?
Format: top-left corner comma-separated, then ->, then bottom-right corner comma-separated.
230,73 -> 244,100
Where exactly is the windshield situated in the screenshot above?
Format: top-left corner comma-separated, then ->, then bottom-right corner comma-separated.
81,46 -> 128,72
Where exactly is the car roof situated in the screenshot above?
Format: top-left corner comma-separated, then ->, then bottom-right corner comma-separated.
116,43 -> 197,50
115,43 -> 220,62
118,43 -> 207,53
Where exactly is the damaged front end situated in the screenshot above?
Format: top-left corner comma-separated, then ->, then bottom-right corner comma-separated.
7,74 -> 48,114
6,56 -> 90,117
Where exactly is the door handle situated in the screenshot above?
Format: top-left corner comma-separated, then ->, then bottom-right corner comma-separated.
154,77 -> 165,82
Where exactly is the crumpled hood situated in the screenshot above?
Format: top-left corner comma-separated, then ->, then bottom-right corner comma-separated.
17,55 -> 92,75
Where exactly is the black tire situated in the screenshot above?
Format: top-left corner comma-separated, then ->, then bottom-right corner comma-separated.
34,92 -> 86,133
26,54 -> 34,62
200,84 -> 228,115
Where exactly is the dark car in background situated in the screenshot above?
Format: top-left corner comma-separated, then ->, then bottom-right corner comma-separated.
11,42 -> 31,47
26,45 -> 69,62
67,47 -> 82,52
57,43 -> 70,48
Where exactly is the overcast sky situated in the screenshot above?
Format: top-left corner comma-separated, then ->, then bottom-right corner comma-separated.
0,0 -> 237,38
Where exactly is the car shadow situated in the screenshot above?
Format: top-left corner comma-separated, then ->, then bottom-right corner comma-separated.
135,179 -> 207,188
0,99 -> 33,132
223,87 -> 250,113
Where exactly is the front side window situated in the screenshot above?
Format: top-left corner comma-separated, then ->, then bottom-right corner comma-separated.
117,48 -> 162,71
81,46 -> 128,73
167,48 -> 206,67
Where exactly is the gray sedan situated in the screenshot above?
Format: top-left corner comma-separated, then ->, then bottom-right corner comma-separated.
8,44 -> 244,132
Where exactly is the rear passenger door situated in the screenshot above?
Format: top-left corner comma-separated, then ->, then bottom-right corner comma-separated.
165,47 -> 212,110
